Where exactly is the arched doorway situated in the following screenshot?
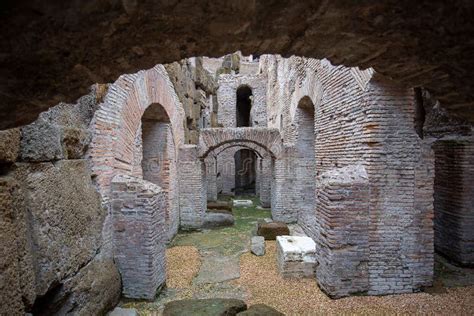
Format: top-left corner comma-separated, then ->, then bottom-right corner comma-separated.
234,148 -> 258,195
236,85 -> 253,127
295,96 -> 316,224
141,103 -> 179,241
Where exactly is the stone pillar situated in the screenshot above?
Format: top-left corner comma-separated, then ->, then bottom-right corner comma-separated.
271,146 -> 298,222
219,149 -> 236,195
255,157 -> 261,198
260,157 -> 272,208
178,145 -> 205,229
206,156 -> 218,202
314,165 -> 370,298
111,175 -> 166,300
433,138 -> 474,266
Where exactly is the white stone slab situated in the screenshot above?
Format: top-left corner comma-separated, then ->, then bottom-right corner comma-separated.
233,199 -> 253,207
276,235 -> 316,278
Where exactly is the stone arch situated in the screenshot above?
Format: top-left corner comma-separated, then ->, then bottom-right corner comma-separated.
87,65 -> 185,300
293,96 -> 316,229
89,65 -> 185,200
141,103 -> 180,241
198,127 -> 282,159
204,141 -> 273,207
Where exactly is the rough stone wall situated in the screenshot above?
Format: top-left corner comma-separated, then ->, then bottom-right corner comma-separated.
217,74 -> 267,127
111,175 -> 166,299
0,88 -> 121,315
433,139 -> 474,266
261,55 -> 435,297
165,58 -> 218,144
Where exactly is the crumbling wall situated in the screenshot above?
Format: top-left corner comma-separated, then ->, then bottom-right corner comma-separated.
165,58 -> 218,144
0,87 -> 121,315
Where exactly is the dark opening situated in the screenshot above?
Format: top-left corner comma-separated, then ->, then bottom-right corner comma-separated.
234,149 -> 257,195
236,85 -> 252,127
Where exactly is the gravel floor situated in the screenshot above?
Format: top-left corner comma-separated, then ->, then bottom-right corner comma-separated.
235,241 -> 474,315
166,246 -> 200,289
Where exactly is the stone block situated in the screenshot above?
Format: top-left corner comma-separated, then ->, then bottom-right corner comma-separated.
13,160 -> 105,297
163,298 -> 247,316
238,304 -> 284,316
251,236 -> 265,256
276,236 -> 316,278
61,127 -> 91,159
0,128 -> 20,162
203,211 -> 234,228
207,200 -> 233,212
257,222 -> 290,240
233,199 -> 253,207
20,118 -> 64,161
48,257 -> 121,315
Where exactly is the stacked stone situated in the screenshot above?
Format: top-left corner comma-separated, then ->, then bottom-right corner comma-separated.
111,174 -> 167,299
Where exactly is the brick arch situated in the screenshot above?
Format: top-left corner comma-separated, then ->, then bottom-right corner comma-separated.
198,127 -> 282,159
89,64 -> 185,200
207,141 -> 272,160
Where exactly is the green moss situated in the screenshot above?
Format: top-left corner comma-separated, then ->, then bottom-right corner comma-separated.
170,196 -> 271,256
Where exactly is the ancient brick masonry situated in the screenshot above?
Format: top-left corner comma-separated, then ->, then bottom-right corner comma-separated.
111,175 -> 166,299
314,165 -> 370,297
262,56 -> 435,297
217,73 -> 267,127
433,139 -> 474,266
178,145 -> 206,230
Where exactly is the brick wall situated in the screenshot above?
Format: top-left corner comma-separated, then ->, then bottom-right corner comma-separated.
433,138 -> 474,266
314,165 -> 370,297
111,175 -> 166,299
260,55 -> 435,297
217,75 -> 267,127
89,65 -> 185,248
178,145 -> 205,229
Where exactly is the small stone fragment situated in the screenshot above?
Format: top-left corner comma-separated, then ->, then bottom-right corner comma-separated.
251,236 -> 265,256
